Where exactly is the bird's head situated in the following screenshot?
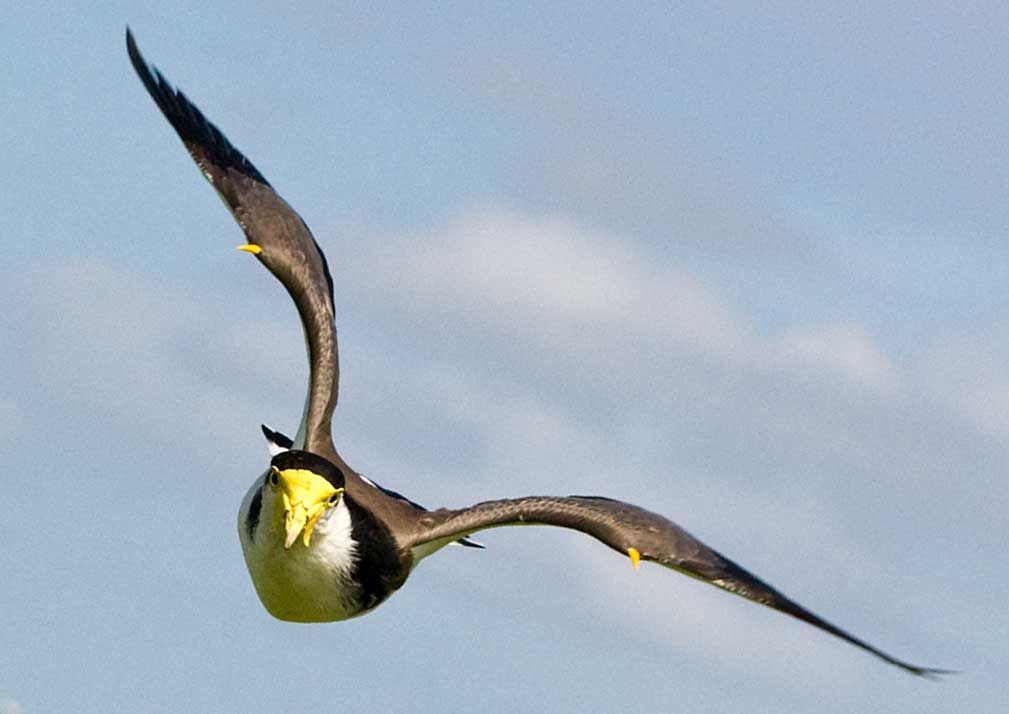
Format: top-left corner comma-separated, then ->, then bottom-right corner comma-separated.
266,450 -> 346,550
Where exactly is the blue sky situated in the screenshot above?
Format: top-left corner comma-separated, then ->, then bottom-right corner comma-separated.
2,3 -> 1005,712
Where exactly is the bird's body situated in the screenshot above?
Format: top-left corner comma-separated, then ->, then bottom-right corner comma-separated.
128,29 -> 948,676
237,450 -> 413,621
239,475 -> 364,622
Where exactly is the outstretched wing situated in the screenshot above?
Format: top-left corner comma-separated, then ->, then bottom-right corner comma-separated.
412,495 -> 949,677
127,29 -> 340,458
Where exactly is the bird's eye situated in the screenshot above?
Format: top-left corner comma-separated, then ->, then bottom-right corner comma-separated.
328,492 -> 341,507
268,470 -> 280,488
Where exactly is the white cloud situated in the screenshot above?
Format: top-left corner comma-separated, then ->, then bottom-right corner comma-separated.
775,324 -> 896,390
17,217 -> 1007,512
337,208 -> 1009,560
16,261 -> 302,450
372,209 -> 749,357
913,329 -> 1009,441
0,698 -> 22,714
6,208 -> 988,692
468,58 -> 815,259
362,210 -> 911,398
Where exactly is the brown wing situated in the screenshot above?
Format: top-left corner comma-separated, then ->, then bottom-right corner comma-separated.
413,495 -> 950,677
126,29 -> 340,459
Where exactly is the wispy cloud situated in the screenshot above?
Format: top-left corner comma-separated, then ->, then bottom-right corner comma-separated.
775,324 -> 896,390
342,209 -> 1008,535
12,261 -> 299,451
467,59 -> 816,260
362,209 -> 906,396
5,210 -> 994,685
15,214 -> 1007,522
377,210 -> 748,356
914,328 -> 1009,441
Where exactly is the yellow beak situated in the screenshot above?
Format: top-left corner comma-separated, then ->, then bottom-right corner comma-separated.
269,467 -> 341,549
283,499 -> 318,549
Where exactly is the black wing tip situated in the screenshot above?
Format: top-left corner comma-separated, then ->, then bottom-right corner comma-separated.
457,537 -> 485,549
901,664 -> 959,681
261,424 -> 294,449
126,27 -> 154,95
702,556 -> 952,677
126,28 -> 271,187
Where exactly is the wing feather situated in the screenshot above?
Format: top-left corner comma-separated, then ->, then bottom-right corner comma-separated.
127,29 -> 339,456
413,495 -> 949,677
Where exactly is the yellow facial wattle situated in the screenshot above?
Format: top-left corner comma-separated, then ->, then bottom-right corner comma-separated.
268,466 -> 343,549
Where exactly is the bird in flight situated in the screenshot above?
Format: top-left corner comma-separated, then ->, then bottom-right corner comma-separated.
127,28 -> 948,677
